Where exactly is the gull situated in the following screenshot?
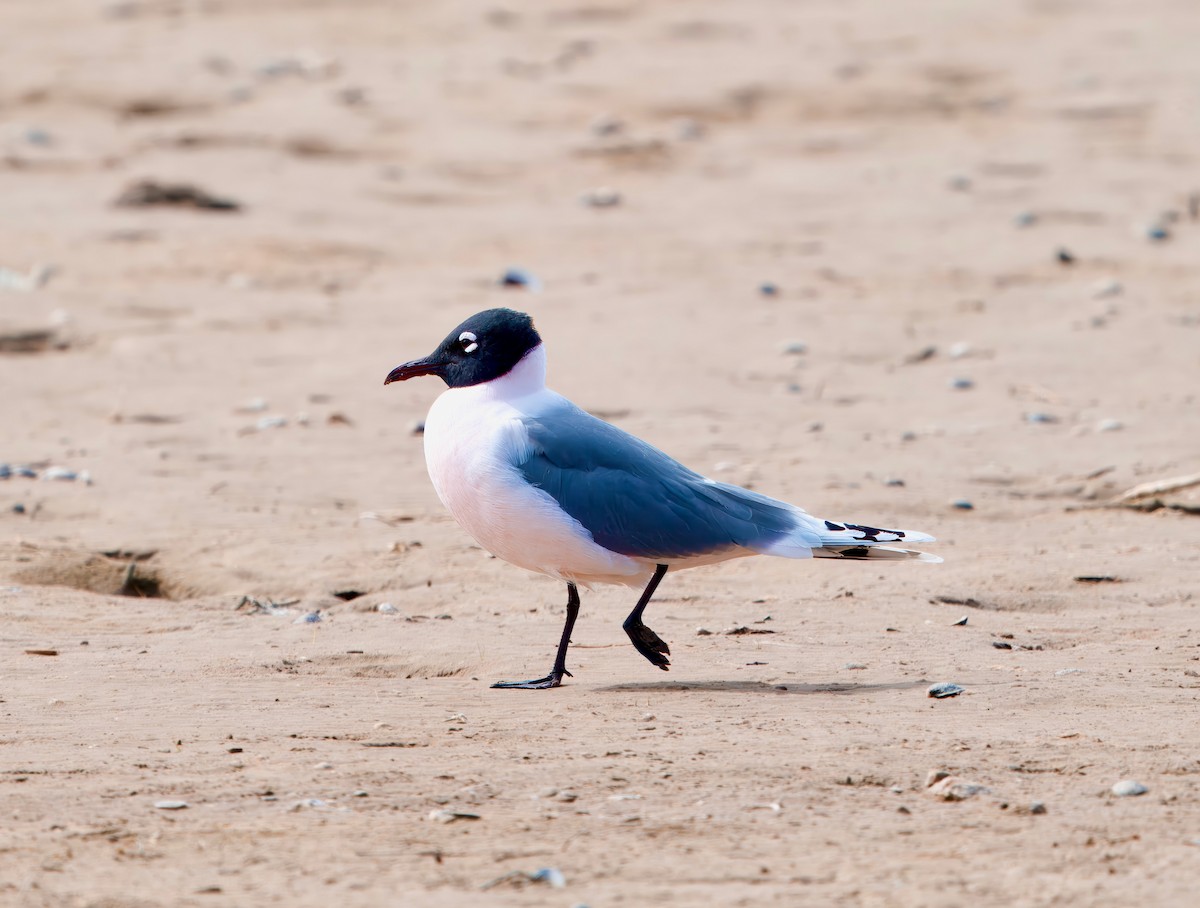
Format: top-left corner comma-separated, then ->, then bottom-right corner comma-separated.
385,308 -> 939,689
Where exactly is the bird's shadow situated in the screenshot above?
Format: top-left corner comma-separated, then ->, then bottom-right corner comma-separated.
596,679 -> 930,695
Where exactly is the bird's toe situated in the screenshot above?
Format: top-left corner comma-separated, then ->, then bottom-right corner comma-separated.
491,673 -> 563,690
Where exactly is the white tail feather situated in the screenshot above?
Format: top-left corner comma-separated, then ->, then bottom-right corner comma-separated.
813,544 -> 942,563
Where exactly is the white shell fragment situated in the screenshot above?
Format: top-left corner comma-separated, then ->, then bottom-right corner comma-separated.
154,800 -> 189,810
2,464 -> 91,484
1111,780 -> 1148,797
0,263 -> 57,292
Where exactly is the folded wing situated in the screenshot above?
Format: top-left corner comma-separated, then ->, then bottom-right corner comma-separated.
516,404 -> 818,560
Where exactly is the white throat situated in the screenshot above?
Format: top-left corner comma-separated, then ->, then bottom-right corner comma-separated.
475,342 -> 547,402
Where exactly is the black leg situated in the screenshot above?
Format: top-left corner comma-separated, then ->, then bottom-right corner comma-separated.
622,564 -> 670,671
492,582 -> 580,690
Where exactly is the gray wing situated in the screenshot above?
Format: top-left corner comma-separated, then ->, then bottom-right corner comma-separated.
517,404 -> 804,559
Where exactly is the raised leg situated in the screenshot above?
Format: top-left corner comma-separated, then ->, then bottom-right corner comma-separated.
492,582 -> 580,690
622,564 -> 670,671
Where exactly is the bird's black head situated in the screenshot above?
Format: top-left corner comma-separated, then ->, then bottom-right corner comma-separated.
384,308 -> 542,389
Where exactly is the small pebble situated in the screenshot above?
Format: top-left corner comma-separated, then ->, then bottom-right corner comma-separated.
377,603 -> 399,614
290,798 -> 327,811
530,868 -> 566,888
925,771 -> 988,800
294,612 -> 321,624
952,616 -> 969,626
949,377 -> 974,390
255,415 -> 288,431
781,341 -> 807,355
951,499 -> 974,510
155,800 -> 189,810
589,114 -> 623,136
12,503 -> 26,514
1024,412 -> 1059,424
40,466 -> 77,482
1014,211 -> 1038,228
947,175 -> 972,192
1056,247 -> 1076,265
0,464 -> 10,479
24,127 -> 53,146
1092,279 -> 1122,298
498,267 -> 542,291
843,662 -> 867,670
428,808 -> 481,823
992,641 -> 1013,650
1111,780 -> 1148,797
675,117 -> 705,141
696,627 -> 713,636
1097,419 -> 1123,432
1146,225 -> 1170,242
1030,802 -> 1047,815
13,465 -> 37,478
352,790 -> 368,797
315,761 -> 333,770
759,282 -> 779,297
905,345 -> 937,364
1055,668 -> 1082,676
581,187 -> 621,208
240,397 -> 269,413
927,682 -> 965,699
884,477 -> 905,487
411,420 -> 425,436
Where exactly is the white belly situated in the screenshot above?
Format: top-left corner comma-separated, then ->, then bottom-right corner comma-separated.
421,384 -> 648,587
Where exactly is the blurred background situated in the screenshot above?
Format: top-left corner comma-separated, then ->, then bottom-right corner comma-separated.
3,0 -> 1197,597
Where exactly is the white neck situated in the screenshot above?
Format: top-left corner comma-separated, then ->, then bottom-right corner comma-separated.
476,343 -> 547,402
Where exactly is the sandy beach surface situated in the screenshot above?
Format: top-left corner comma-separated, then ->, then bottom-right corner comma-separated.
2,1 -> 1199,905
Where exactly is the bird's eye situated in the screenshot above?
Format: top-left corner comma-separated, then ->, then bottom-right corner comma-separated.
458,331 -> 479,354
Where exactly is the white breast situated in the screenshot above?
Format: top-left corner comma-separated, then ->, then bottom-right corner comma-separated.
420,346 -> 648,587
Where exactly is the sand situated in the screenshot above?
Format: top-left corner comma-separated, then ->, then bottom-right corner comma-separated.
2,0 -> 1199,905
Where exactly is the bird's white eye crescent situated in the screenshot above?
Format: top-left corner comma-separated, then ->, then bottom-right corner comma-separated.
458,331 -> 478,354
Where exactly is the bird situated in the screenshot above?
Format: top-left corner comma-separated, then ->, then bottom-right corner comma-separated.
385,308 -> 939,690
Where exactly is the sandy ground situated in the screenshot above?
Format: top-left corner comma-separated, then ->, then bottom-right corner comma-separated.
3,0 -> 1200,905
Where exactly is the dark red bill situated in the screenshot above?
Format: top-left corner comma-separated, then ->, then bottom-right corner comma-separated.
384,358 -> 443,385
